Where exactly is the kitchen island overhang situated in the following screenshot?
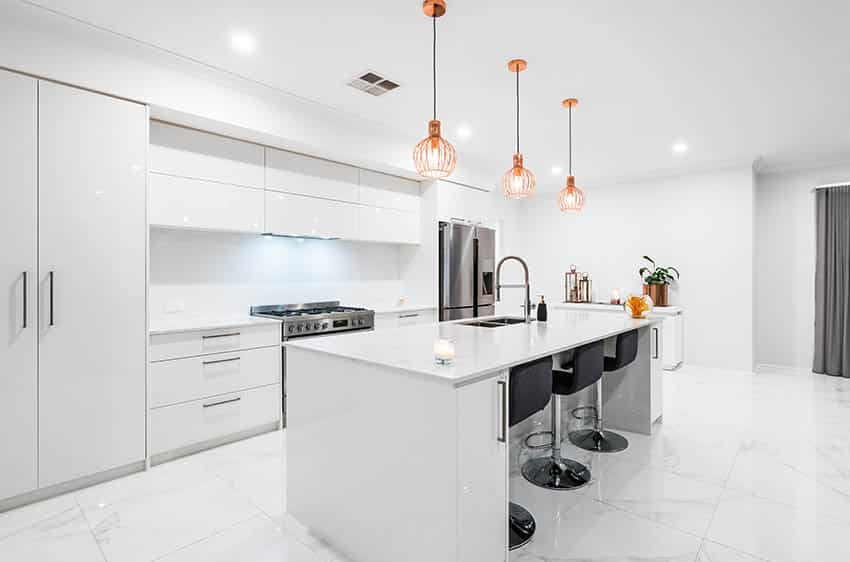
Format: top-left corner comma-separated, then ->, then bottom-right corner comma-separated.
284,311 -> 664,562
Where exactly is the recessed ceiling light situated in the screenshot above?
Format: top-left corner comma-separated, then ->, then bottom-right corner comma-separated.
551,166 -> 563,175
457,125 -> 472,138
672,141 -> 688,154
230,31 -> 257,55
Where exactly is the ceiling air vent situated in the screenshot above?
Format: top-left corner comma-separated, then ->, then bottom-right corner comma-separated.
347,71 -> 400,97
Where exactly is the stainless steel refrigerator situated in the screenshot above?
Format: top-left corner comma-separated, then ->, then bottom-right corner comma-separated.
439,221 -> 496,320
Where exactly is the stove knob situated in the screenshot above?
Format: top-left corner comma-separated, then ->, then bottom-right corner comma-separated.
296,324 -> 303,332
321,322 -> 329,330
313,322 -> 320,330
359,318 -> 366,326
288,325 -> 295,334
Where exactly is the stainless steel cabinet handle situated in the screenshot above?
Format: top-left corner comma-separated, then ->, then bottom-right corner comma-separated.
497,380 -> 507,443
202,357 -> 240,366
21,271 -> 27,329
48,271 -> 54,327
398,313 -> 419,319
202,332 -> 240,339
202,397 -> 241,409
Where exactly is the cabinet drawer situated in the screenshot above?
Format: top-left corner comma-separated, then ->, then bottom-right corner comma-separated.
150,324 -> 281,362
149,384 -> 281,455
150,346 -> 280,408
149,173 -> 264,234
264,191 -> 358,239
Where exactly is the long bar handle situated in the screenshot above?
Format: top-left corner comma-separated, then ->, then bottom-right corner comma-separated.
202,397 -> 241,409
653,327 -> 659,359
398,313 -> 420,319
497,380 -> 507,443
48,271 -> 55,327
202,357 -> 241,366
202,332 -> 240,339
22,271 -> 27,329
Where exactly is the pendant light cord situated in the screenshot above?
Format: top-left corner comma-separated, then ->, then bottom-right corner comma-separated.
516,70 -> 520,154
568,104 -> 573,175
432,15 -> 437,120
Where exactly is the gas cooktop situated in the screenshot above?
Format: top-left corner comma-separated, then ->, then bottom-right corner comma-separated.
250,301 -> 374,339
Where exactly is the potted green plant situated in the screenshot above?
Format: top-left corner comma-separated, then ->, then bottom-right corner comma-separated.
638,256 -> 679,306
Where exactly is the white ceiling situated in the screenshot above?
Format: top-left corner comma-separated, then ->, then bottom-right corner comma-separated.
25,0 -> 850,188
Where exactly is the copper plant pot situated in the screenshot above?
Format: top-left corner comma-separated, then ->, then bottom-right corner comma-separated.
643,283 -> 669,307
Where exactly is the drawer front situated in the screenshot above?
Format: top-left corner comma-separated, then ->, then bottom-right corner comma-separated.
150,346 -> 280,408
149,384 -> 281,455
397,309 -> 437,326
150,324 -> 281,362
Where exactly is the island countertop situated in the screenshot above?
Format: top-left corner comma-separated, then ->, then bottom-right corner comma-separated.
285,309 -> 661,386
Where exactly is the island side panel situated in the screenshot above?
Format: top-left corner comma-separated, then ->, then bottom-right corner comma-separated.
286,347 -> 459,562
600,325 -> 660,435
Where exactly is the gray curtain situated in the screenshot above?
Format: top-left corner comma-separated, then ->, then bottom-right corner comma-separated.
814,185 -> 850,377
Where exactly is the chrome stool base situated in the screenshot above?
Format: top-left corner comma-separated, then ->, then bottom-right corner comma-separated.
509,502 -> 536,550
569,429 -> 629,453
521,456 -> 592,491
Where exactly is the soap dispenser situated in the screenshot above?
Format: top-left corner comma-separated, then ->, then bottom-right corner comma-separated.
536,295 -> 548,322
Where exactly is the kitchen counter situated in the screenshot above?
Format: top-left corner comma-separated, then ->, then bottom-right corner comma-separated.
554,301 -> 683,315
148,314 -> 281,336
286,308 -> 664,562
286,309 -> 659,386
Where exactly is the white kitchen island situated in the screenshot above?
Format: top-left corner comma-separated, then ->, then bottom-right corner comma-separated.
285,310 -> 663,562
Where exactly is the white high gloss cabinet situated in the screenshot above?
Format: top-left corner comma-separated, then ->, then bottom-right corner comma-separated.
37,81 -> 148,488
0,70 -> 38,500
265,191 -> 359,239
265,148 -> 360,203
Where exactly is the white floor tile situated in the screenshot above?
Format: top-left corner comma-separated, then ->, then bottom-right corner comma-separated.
155,514 -> 324,562
0,492 -> 78,540
696,540 -> 768,561
0,504 -> 105,562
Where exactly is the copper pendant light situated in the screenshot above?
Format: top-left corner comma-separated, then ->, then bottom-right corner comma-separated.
501,59 -> 535,199
413,0 -> 457,179
558,98 -> 586,212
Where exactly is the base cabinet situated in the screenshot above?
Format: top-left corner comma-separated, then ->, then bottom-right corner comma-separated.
374,308 -> 437,330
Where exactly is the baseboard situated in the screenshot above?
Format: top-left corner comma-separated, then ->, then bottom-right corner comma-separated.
0,460 -> 146,514
150,422 -> 279,466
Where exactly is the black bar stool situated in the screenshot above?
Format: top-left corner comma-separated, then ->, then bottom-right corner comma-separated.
569,329 -> 637,453
508,354 -> 553,550
521,341 -> 602,491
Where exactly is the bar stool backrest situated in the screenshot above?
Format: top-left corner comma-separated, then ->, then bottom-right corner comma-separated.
509,355 -> 553,427
605,329 -> 639,372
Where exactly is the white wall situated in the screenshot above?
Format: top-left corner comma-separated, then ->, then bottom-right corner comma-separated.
519,166 -> 755,370
754,161 -> 850,369
149,228 -> 407,319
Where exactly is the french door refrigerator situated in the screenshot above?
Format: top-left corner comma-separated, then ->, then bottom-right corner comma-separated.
439,221 -> 495,321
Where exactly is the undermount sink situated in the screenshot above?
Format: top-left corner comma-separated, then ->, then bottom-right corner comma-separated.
459,316 -> 530,328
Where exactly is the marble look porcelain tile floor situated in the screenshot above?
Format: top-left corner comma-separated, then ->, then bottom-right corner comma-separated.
1,365 -> 849,561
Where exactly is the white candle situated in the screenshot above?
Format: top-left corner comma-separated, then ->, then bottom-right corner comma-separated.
433,339 -> 456,364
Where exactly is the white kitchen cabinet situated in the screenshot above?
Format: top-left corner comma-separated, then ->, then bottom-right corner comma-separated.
150,121 -> 264,188
358,169 -> 421,212
37,81 -> 147,488
149,172 -> 264,234
662,314 -> 684,369
265,147 -> 360,203
150,323 -> 281,362
358,206 -> 421,244
374,308 -> 437,330
436,180 -> 495,225
457,374 -> 508,562
0,70 -> 38,500
650,323 -> 664,424
149,384 -> 281,457
265,191 -> 359,239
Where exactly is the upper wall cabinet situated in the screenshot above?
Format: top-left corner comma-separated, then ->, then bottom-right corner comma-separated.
358,169 -> 420,213
436,180 -> 495,226
150,122 -> 264,188
265,148 -> 360,203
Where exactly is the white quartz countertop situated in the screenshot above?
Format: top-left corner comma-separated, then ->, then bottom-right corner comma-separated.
149,314 -> 281,335
554,302 -> 683,315
285,309 -> 661,386
368,304 -> 437,314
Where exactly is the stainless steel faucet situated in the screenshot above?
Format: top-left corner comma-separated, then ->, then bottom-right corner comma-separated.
496,256 -> 532,323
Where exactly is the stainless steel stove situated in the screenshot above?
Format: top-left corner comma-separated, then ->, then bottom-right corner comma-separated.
251,301 -> 374,340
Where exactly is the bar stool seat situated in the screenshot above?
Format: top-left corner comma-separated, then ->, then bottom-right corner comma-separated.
521,340 -> 603,491
569,329 -> 638,453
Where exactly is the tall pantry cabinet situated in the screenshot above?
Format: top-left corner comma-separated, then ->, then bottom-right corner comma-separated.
0,69 -> 147,501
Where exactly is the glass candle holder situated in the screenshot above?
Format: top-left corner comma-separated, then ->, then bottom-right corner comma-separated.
433,338 -> 456,365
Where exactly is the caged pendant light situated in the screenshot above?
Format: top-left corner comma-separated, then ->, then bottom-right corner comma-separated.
501,59 -> 535,199
412,0 -> 457,179
558,98 -> 586,212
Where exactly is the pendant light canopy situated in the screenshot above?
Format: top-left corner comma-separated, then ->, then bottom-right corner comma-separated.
501,59 -> 536,199
413,0 -> 457,179
558,98 -> 585,212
